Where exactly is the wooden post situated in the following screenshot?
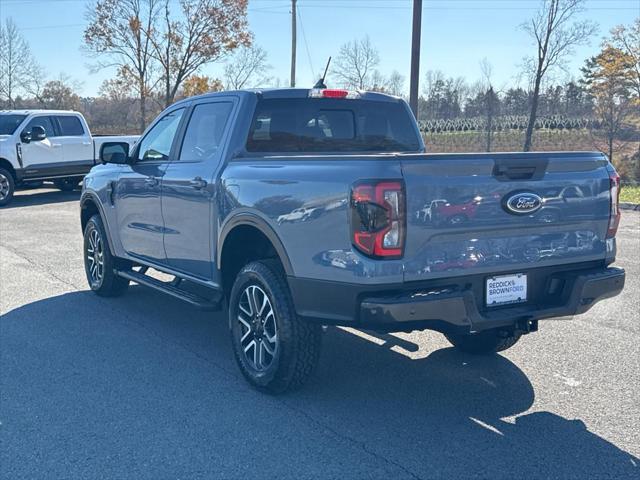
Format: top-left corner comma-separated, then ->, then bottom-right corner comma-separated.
409,0 -> 422,119
290,0 -> 297,88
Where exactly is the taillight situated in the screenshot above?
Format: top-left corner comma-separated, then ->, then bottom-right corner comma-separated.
350,180 -> 405,258
607,170 -> 621,238
308,88 -> 360,99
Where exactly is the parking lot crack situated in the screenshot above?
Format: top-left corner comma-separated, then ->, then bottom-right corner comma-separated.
0,243 -> 83,291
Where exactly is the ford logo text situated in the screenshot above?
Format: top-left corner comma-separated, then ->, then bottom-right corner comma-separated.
503,191 -> 543,215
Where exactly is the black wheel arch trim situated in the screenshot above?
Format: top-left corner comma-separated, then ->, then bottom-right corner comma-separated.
218,211 -> 294,276
80,192 -> 118,255
0,158 -> 17,179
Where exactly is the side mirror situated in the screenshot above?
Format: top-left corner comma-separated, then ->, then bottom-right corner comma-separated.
31,126 -> 47,142
100,142 -> 130,165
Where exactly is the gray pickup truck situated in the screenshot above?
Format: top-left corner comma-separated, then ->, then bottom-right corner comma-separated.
80,88 -> 625,393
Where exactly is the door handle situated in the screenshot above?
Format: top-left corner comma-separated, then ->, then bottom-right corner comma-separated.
145,176 -> 159,187
52,143 -> 62,148
189,177 -> 208,190
82,141 -> 92,146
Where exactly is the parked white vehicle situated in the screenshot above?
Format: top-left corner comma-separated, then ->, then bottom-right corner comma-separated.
0,110 -> 138,206
277,206 -> 318,224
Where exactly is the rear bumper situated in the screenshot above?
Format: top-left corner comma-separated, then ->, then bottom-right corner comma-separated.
289,265 -> 625,334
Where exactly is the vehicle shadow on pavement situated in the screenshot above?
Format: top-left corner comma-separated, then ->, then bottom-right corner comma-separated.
2,189 -> 81,209
1,288 -> 638,479
306,328 -> 640,478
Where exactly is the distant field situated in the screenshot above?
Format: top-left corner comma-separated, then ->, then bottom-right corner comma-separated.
423,129 -> 639,182
621,185 -> 640,204
423,128 -> 598,153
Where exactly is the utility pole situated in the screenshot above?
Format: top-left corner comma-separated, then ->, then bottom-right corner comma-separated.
409,0 -> 422,119
290,0 -> 297,87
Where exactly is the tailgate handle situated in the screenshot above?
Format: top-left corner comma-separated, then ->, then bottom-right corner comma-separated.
493,158 -> 548,181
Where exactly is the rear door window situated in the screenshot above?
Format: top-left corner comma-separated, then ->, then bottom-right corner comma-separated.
179,102 -> 233,162
246,98 -> 421,153
55,116 -> 85,136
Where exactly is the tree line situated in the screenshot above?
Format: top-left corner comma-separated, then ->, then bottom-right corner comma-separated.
0,0 -> 637,165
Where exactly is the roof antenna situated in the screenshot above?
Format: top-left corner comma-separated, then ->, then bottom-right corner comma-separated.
313,56 -> 331,89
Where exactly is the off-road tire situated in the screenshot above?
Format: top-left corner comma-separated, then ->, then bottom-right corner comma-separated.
83,214 -> 130,297
229,259 -> 322,394
445,329 -> 522,354
0,167 -> 15,207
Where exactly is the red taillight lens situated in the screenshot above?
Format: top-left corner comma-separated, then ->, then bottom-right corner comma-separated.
321,89 -> 349,98
607,170 -> 621,238
350,180 -> 405,258
308,89 -> 360,99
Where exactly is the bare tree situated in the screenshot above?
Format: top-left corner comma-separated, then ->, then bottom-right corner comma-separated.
369,70 -> 387,92
26,64 -> 48,104
98,66 -> 137,101
521,0 -> 597,151
479,58 -> 493,89
151,0 -> 251,107
480,59 -> 497,152
223,44 -> 271,90
422,70 -> 445,98
368,70 -> 406,97
332,36 -> 380,90
85,0 -> 162,132
386,70 -> 405,96
0,18 -> 42,107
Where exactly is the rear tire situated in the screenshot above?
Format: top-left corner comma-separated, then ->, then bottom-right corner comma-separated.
0,168 -> 15,207
83,214 -> 130,297
53,178 -> 79,192
229,259 -> 322,394
445,329 -> 521,354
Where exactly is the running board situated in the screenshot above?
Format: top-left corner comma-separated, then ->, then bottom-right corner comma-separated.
115,269 -> 222,311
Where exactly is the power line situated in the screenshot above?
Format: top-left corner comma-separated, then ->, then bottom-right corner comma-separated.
19,24 -> 85,30
297,7 -> 316,81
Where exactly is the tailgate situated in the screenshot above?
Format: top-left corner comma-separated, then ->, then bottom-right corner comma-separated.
401,152 -> 611,283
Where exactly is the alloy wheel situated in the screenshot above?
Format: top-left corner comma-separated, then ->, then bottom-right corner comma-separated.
0,173 -> 9,201
237,285 -> 278,371
86,227 -> 105,285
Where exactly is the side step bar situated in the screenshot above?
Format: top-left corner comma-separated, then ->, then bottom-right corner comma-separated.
115,269 -> 222,311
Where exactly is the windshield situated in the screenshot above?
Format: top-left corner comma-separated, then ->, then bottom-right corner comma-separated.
246,98 -> 422,153
0,114 -> 27,135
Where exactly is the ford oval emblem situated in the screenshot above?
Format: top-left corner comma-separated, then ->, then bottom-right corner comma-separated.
503,191 -> 543,215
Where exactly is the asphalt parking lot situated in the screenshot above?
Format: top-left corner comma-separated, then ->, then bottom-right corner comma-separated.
1,187 -> 639,479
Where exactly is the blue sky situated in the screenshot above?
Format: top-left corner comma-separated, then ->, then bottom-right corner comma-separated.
0,0 -> 637,96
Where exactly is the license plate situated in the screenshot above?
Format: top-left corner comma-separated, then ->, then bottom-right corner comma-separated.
486,273 -> 527,307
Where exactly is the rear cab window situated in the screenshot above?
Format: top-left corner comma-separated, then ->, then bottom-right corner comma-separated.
55,116 -> 85,136
246,97 -> 422,153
